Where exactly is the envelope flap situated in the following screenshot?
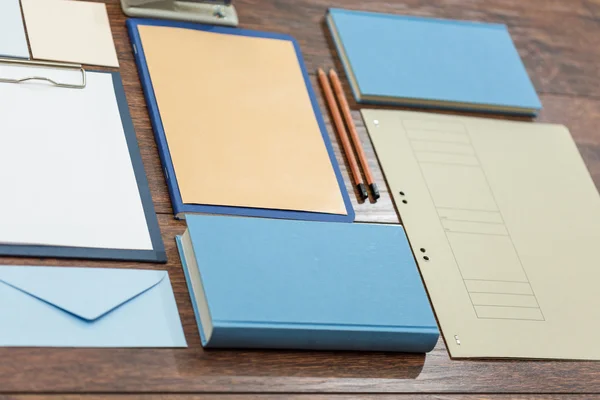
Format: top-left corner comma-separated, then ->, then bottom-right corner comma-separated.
0,266 -> 166,321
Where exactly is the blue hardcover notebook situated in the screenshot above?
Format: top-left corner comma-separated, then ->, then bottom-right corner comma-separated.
176,215 -> 439,353
327,8 -> 542,115
127,19 -> 354,223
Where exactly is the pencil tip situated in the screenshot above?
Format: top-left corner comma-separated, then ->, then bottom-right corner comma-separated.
370,183 -> 380,201
357,183 -> 368,201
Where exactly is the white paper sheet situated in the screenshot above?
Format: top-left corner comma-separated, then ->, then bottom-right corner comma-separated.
0,0 -> 30,59
0,68 -> 153,251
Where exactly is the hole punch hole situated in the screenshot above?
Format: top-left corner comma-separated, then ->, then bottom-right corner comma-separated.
423,256 -> 430,261
399,191 -> 405,196
402,199 -> 408,204
420,248 -> 426,253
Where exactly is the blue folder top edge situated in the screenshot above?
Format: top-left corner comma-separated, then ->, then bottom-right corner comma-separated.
0,72 -> 166,263
127,18 -> 355,223
328,8 -> 508,30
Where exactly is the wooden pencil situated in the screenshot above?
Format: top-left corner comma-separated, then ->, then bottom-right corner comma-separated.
329,69 -> 380,200
317,68 -> 368,201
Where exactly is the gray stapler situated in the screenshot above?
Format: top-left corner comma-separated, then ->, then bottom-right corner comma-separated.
121,0 -> 238,27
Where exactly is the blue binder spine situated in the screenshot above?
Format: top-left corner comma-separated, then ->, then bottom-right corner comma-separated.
127,20 -> 184,217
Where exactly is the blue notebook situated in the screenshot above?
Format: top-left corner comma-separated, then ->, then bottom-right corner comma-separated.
176,215 -> 439,353
127,19 -> 354,223
327,8 -> 542,115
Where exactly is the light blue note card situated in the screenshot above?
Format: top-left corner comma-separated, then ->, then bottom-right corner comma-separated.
0,0 -> 29,59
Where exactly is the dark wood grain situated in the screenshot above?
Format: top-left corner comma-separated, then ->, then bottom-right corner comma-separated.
230,0 -> 600,98
2,0 -> 600,396
1,396 -> 597,400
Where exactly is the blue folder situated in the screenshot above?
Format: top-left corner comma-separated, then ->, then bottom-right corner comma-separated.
176,215 -> 439,352
327,8 -> 542,115
127,19 -> 354,222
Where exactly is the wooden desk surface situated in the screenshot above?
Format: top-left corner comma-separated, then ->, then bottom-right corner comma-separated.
2,0 -> 600,397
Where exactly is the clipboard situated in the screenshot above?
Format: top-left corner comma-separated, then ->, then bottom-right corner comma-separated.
127,18 -> 355,222
0,60 -> 166,263
364,108 -> 600,360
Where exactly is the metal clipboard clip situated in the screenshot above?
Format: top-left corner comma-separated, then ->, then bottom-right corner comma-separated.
0,58 -> 86,89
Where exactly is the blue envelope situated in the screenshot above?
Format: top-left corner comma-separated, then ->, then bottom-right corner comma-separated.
0,266 -> 187,347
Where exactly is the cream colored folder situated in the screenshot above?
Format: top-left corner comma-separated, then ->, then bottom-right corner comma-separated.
137,25 -> 347,216
364,109 -> 600,360
22,0 -> 119,68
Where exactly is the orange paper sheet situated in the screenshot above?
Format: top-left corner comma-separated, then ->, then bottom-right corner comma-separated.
138,25 -> 347,215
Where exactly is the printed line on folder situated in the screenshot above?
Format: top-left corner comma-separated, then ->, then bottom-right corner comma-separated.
408,135 -> 470,145
402,120 -> 467,133
475,316 -> 545,322
474,306 -> 545,321
416,153 -> 479,166
465,280 -> 534,296
472,304 -> 540,309
437,208 -> 503,224
444,230 -> 509,237
419,161 -> 482,167
440,217 -> 504,225
468,291 -> 535,296
410,140 -> 475,155
409,138 -> 474,145
414,149 -> 477,156
436,206 -> 500,213
464,278 -> 530,284
406,130 -> 469,144
471,292 -> 541,308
